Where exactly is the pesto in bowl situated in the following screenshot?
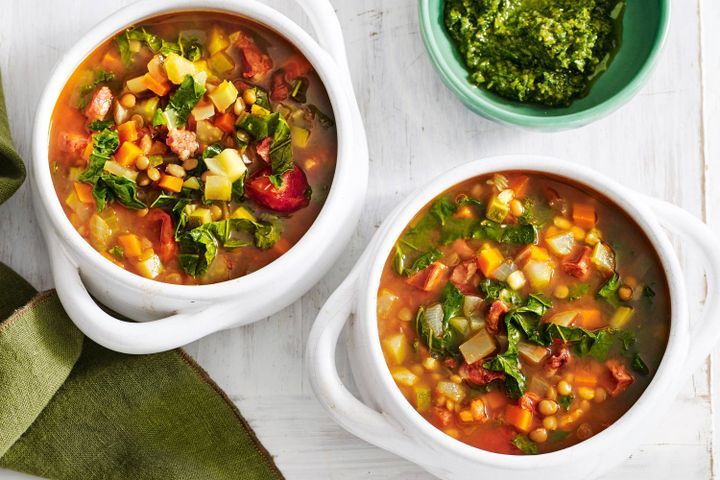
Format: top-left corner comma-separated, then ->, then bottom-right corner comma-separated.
444,0 -> 625,107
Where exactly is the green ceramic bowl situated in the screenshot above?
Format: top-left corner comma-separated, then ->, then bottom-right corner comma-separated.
418,0 -> 670,130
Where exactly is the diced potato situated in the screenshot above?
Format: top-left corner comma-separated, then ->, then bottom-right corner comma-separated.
204,175 -> 232,201
549,310 -> 580,327
126,75 -> 148,94
204,148 -> 247,181
518,341 -> 549,365
208,51 -> 235,75
414,386 -> 432,412
437,381 -> 466,402
459,328 -> 497,365
183,177 -> 201,190
195,120 -> 224,144
523,260 -> 554,290
230,206 -> 256,221
291,126 -> 310,148
208,26 -> 230,55
208,80 -> 239,113
103,160 -> 138,182
609,306 -> 635,329
136,253 -> 163,279
378,289 -> 399,319
506,270 -> 527,290
191,100 -> 215,121
391,367 -> 418,387
188,208 -> 212,227
164,53 -> 197,84
546,231 -> 576,256
591,242 -> 616,273
89,214 -> 112,250
383,334 -> 409,365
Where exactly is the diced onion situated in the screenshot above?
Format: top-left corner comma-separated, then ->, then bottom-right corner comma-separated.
463,295 -> 483,319
491,260 -> 517,281
518,341 -> 549,365
424,303 -> 444,337
549,310 -> 580,327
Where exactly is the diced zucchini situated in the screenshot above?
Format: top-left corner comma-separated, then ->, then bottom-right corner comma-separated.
383,334 -> 409,365
414,386 -> 432,413
188,208 -> 212,227
591,242 -> 616,273
204,175 -> 232,201
609,306 -> 634,329
230,206 -> 256,221
126,75 -> 148,94
196,120 -> 224,144
518,341 -> 549,365
523,260 -> 554,290
291,126 -> 310,148
208,51 -> 235,75
137,253 -> 163,279
208,26 -> 230,55
436,381 -> 466,402
103,160 -> 138,182
183,177 -> 201,190
546,231 -> 576,256
208,80 -> 238,113
164,53 -> 197,85
459,328 -> 496,365
204,148 -> 247,181
549,310 -> 580,327
487,195 -> 510,223
449,316 -> 470,337
391,367 -> 418,387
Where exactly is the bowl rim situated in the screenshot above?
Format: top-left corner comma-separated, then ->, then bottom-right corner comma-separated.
417,0 -> 672,130
33,0 -> 358,300
358,154 -> 688,467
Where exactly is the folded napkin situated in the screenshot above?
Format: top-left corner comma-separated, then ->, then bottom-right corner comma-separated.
0,74 -> 283,479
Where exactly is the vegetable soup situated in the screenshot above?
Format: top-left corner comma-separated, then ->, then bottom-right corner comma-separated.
377,172 -> 669,454
50,12 -> 336,284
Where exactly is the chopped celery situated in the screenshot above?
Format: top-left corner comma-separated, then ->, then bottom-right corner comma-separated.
487,195 -> 510,223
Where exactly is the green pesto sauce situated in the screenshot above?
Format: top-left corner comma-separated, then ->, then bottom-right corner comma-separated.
444,0 -> 625,107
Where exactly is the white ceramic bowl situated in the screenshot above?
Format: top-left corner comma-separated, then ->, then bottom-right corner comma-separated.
32,0 -> 368,354
307,155 -> 720,480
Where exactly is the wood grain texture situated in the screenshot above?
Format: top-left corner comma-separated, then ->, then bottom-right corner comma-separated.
0,0 -> 717,478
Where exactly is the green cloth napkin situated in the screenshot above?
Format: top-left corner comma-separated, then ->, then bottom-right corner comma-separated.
0,73 -> 283,479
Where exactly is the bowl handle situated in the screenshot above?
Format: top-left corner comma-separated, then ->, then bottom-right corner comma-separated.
293,0 -> 350,77
645,196 -> 720,372
306,263 -> 429,465
49,241 -> 234,354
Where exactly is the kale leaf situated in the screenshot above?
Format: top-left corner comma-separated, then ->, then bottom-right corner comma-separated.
92,174 -> 146,211
78,129 -> 119,184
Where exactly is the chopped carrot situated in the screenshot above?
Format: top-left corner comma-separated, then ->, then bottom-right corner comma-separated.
271,237 -> 291,255
483,390 -> 509,411
100,51 -> 123,73
82,141 -> 94,162
504,404 -> 533,433
406,261 -> 449,292
455,205 -> 474,219
73,182 -> 94,204
573,203 -> 597,230
158,174 -> 184,192
214,112 -> 236,133
117,121 -> 139,143
574,371 -> 599,388
114,141 -> 144,168
577,309 -> 605,330
117,234 -> 143,257
507,174 -> 530,197
477,247 -> 504,277
142,73 -> 171,96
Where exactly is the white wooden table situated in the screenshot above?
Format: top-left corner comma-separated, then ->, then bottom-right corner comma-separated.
1,0 -> 719,478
